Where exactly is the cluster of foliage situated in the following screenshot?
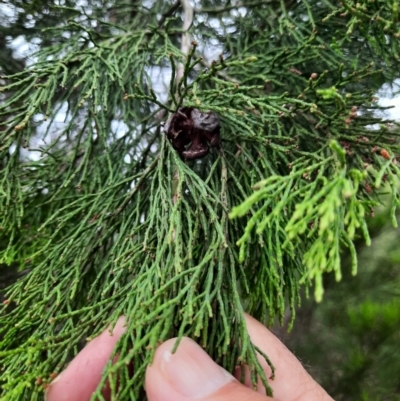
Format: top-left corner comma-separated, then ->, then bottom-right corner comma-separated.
0,0 -> 399,400
282,207 -> 400,401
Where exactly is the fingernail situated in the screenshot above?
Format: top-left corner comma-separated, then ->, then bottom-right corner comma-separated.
160,338 -> 235,398
50,372 -> 63,385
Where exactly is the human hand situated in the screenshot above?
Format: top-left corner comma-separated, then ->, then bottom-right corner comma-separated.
45,314 -> 334,401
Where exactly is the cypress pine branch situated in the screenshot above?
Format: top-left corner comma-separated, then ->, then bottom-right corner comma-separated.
0,0 -> 399,400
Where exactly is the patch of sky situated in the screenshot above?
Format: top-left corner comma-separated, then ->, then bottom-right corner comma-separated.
149,65 -> 171,104
377,79 -> 400,121
111,120 -> 130,139
0,2 -> 21,26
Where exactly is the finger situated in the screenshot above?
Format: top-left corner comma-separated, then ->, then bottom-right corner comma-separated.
145,337 -> 279,401
235,314 -> 333,401
45,316 -> 126,401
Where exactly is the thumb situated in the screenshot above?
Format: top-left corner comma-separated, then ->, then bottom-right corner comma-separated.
145,337 -> 276,401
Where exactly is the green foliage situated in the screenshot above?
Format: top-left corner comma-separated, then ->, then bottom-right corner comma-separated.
230,149 -> 373,301
283,211 -> 400,401
347,299 -> 400,336
0,0 -> 400,400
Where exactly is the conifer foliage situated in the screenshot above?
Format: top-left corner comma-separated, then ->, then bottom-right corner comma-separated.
1,1 -> 399,399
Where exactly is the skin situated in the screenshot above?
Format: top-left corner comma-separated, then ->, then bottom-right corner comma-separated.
45,314 -> 334,401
